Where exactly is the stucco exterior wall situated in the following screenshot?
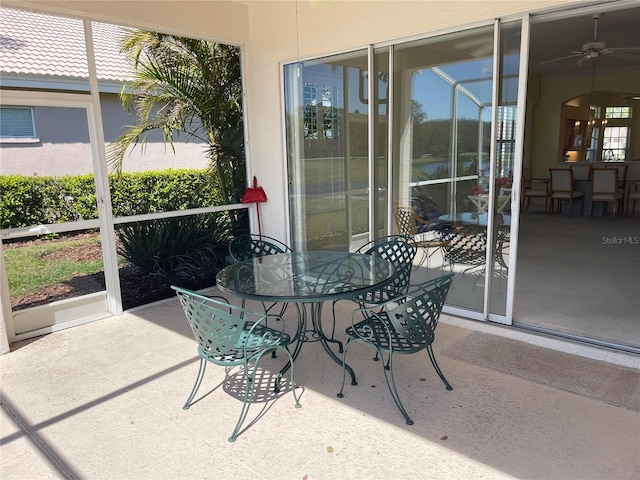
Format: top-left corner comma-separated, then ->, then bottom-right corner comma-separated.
0,93 -> 209,176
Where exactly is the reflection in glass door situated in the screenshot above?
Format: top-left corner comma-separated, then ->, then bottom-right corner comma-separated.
391,26 -> 496,314
285,50 -> 371,252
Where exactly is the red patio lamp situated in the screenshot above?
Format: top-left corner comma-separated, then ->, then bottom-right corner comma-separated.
241,176 -> 268,240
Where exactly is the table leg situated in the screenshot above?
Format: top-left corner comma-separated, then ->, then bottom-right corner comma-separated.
310,302 -> 357,386
276,301 -> 357,389
275,303 -> 306,388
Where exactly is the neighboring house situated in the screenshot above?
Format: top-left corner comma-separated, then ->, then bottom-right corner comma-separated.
0,8 -> 207,176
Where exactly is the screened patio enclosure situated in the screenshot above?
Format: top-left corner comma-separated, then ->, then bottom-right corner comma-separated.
1,0 -> 638,358
285,21 -> 522,322
0,11 -> 248,343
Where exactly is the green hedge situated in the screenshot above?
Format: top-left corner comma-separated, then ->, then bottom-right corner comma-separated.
0,170 -> 222,229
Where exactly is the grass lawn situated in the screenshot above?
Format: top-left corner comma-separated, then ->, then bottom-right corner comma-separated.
3,234 -> 104,297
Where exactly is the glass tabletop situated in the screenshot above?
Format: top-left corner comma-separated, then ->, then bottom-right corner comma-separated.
216,251 -> 396,302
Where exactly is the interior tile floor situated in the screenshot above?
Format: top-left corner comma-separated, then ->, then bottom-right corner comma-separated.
514,211 -> 640,349
1,291 -> 639,480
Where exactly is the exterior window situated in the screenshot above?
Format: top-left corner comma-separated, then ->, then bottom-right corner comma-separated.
0,107 -> 36,138
602,126 -> 629,161
602,105 -> 632,161
605,106 -> 631,119
302,83 -> 339,141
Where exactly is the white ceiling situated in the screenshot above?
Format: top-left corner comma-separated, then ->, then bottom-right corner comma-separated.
528,5 -> 640,77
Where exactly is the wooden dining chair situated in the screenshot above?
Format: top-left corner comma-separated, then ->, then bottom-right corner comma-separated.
604,163 -> 628,210
570,164 -> 592,181
626,180 -> 640,216
521,167 -> 549,212
590,167 -> 623,219
548,168 -> 584,218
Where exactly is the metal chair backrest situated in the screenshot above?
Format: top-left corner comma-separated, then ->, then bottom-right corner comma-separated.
173,286 -> 249,361
384,274 -> 454,348
356,235 -> 418,301
339,273 -> 455,425
172,285 -> 299,442
229,234 -> 291,262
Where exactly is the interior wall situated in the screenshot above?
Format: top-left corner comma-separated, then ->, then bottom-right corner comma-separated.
529,69 -> 640,178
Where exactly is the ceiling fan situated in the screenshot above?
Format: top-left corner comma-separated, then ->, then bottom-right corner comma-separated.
540,13 -> 640,66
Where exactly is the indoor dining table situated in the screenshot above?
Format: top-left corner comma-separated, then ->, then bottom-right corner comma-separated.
215,251 -> 397,386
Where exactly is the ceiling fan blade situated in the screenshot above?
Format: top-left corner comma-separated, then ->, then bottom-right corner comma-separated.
606,51 -> 640,62
539,53 -> 583,65
606,47 -> 640,53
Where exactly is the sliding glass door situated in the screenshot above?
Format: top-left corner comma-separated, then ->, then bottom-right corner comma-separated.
284,21 -> 524,321
285,50 -> 370,251
391,26 -> 497,314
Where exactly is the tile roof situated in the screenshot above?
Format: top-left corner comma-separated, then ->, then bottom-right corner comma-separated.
0,8 -> 134,82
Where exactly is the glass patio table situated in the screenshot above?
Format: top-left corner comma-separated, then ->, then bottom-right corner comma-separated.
215,251 -> 396,385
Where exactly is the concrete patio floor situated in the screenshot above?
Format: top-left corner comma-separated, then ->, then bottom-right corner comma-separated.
1,289 -> 639,480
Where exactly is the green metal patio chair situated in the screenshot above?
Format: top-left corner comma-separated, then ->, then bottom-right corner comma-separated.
354,235 -> 418,304
328,235 -> 418,349
228,233 -> 291,320
172,285 -> 301,442
228,233 -> 291,261
337,273 -> 454,425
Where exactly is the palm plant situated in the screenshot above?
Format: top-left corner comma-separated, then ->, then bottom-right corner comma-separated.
108,30 -> 245,204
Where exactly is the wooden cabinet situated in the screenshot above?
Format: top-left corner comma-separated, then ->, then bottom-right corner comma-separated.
564,118 -> 587,151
